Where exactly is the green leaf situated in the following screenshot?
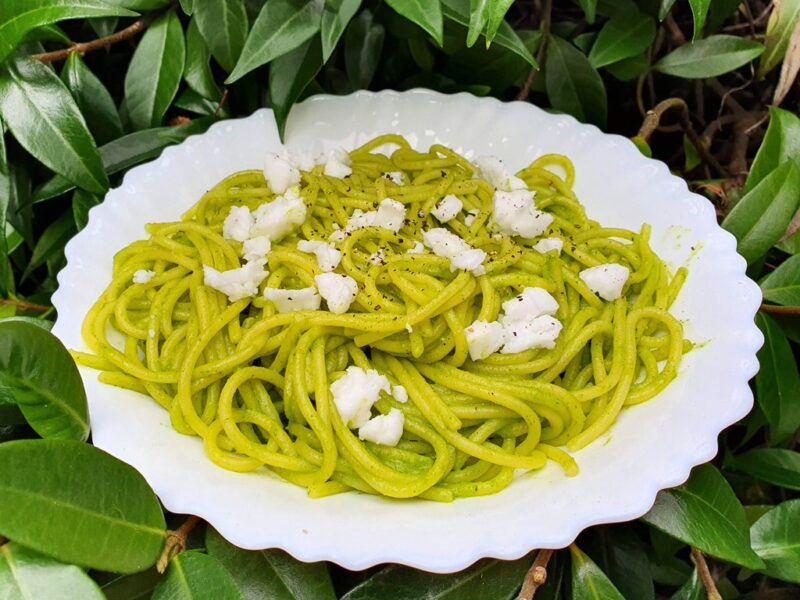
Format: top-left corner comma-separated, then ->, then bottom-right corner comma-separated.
545,35 -> 607,128
484,0 -> 515,43
441,0 -> 537,67
0,0 -> 136,64
345,10 -> 385,88
180,0 -> 195,15
683,134 -> 701,171
597,0 -> 637,17
22,23 -> 71,44
707,0 -> 744,32
90,16 -> 119,38
321,0 -> 361,61
754,313 -> 800,444
653,34 -> 765,78
184,18 -> 221,100
124,10 -> 186,130
226,0 -> 324,84
746,106 -> 800,193
386,0 -> 443,46
731,448 -> 800,491
153,551 -> 242,600
659,0 -> 678,20
759,0 -> 800,77
102,569 -> 161,600
0,542 -> 104,600
340,556 -> 530,600
0,439 -> 166,573
670,569 -> 703,600
23,210 -> 74,279
0,320 -> 87,440
641,464 -> 764,568
174,89 -> 219,115
72,188 -> 101,231
761,255 -> 800,305
270,37 -> 324,138
194,0 -> 248,73
569,544 -> 625,600
588,10 -> 656,68
688,0 -> 711,39
721,160 -> 800,264
467,0 -> 491,47
61,53 -> 123,145
206,527 -> 335,600
577,0 -> 599,23
0,121 -> 11,296
0,57 -> 109,193
582,527 -> 654,600
751,500 -> 800,583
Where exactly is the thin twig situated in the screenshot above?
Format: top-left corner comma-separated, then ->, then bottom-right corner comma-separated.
215,89 -> 230,117
690,548 -> 723,600
516,0 -> 551,101
760,303 -> 800,315
517,549 -> 554,600
156,515 -> 201,574
0,297 -> 51,312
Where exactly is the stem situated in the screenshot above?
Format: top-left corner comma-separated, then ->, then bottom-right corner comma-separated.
0,298 -> 52,312
760,303 -> 800,315
517,549 -> 554,600
516,0 -> 551,101
156,515 -> 201,573
690,548 -> 722,600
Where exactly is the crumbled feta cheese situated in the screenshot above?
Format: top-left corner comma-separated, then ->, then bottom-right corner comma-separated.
264,152 -> 301,195
345,198 -> 406,233
465,320 -> 506,360
330,366 -> 391,428
383,171 -> 404,185
501,287 -> 559,322
263,286 -> 321,313
132,269 -> 155,284
329,229 -> 346,244
493,190 -> 553,238
431,194 -> 463,223
474,156 -> 527,191
241,236 -> 271,264
464,209 -> 480,227
450,248 -> 486,275
315,273 -> 358,314
407,241 -> 425,254
369,250 -> 385,265
392,385 -> 408,403
297,240 -> 341,272
323,148 -> 352,178
222,205 -> 254,242
533,237 -> 563,254
422,228 -> 486,275
358,408 -> 404,446
203,262 -> 267,302
579,264 -> 630,301
251,189 -> 307,241
501,315 -> 563,353
291,151 -> 318,172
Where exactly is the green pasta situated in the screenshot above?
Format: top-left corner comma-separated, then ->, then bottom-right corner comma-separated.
75,134 -> 688,501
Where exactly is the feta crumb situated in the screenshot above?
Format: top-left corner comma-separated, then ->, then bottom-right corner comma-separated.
493,189 -> 553,238
358,408 -> 404,446
345,198 -> 406,233
579,263 -> 630,301
431,194 -> 463,223
264,152 -> 301,195
392,385 -> 408,403
263,286 -> 321,313
291,151 -> 318,172
241,236 -> 271,264
330,366 -> 391,428
422,228 -> 486,275
407,241 -> 425,254
315,273 -> 358,314
132,269 -> 155,284
251,189 -> 307,241
533,237 -> 563,254
383,171 -> 404,185
465,320 -> 506,360
405,322 -> 413,333
323,148 -> 352,178
203,262 -> 267,302
501,287 -> 559,322
297,240 -> 341,272
450,248 -> 486,275
464,209 -> 480,227
474,156 -> 527,191
329,229 -> 346,244
222,205 -> 254,242
501,315 -> 563,353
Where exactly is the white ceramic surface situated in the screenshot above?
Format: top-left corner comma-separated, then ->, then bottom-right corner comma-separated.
51,90 -> 763,573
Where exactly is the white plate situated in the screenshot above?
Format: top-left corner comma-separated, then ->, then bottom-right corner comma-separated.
52,90 -> 762,573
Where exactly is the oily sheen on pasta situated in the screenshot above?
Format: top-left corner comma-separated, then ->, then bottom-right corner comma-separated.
75,135 -> 688,502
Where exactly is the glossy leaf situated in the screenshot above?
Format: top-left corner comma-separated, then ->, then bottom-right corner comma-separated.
0,439 -> 166,573
386,0 -> 443,46
569,544 -> 625,600
61,53 -> 123,145
641,464 -> 764,569
659,0 -> 678,20
0,542 -> 104,600
759,0 -> 800,77
270,37 -> 324,138
721,160 -> 800,264
0,0 -> 136,64
0,121 -> 10,296
345,10 -> 385,89
102,569 -> 161,600
654,35 -> 765,78
124,10 -> 186,130
0,319 -> 87,440
577,0 -> 599,23
195,0 -> 248,73
582,526 -> 654,600
24,210 -> 74,278
754,313 -> 800,444
321,0 -> 361,61
484,0 -> 515,43
751,500 -> 800,583
670,569 -> 703,600
226,0 -> 324,83
588,10 -> 656,68
732,448 -> 800,491
184,18 -> 221,100
467,0 -> 491,47
90,16 -> 119,38
747,106 -> 800,192
180,0 -> 195,15
0,57 -> 108,193
152,551 -> 242,600
546,35 -> 607,128
72,188 -> 101,231
707,0 -> 744,31
761,255 -> 800,305
688,0 -> 711,39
